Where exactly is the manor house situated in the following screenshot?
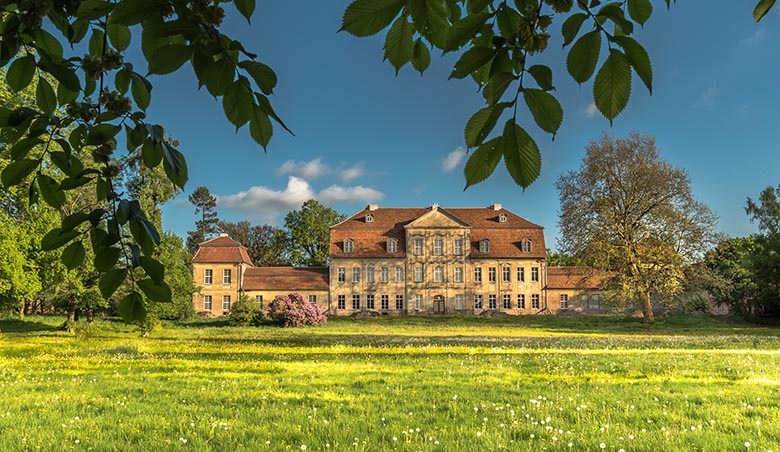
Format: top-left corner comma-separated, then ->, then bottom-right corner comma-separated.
191,204 -> 604,316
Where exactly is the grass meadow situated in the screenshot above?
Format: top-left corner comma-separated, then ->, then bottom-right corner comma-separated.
1,315 -> 779,451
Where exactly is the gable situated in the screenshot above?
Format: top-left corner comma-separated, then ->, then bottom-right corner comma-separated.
405,208 -> 470,229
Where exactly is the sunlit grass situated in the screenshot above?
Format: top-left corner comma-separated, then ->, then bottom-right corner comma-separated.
1,315 -> 779,451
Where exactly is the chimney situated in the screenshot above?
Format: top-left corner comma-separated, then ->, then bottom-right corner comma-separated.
431,203 -> 439,210
219,233 -> 229,237
490,203 -> 502,211
367,203 -> 379,211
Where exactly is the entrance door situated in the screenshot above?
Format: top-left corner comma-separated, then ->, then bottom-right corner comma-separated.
433,295 -> 445,314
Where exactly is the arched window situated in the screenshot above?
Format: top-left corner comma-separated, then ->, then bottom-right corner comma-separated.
344,238 -> 353,253
387,238 -> 397,253
498,213 -> 507,223
365,214 -> 373,223
522,239 -> 532,253
479,238 -> 490,253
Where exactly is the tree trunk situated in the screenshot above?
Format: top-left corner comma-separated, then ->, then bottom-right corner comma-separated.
641,290 -> 654,323
66,298 -> 76,333
86,309 -> 94,324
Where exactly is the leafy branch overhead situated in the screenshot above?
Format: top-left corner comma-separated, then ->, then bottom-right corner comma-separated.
0,0 -> 287,323
341,0 -> 773,190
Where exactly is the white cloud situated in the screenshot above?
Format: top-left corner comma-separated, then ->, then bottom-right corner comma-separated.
276,158 -> 332,179
319,185 -> 384,204
694,85 -> 718,108
441,147 -> 467,172
739,28 -> 766,48
583,102 -> 599,118
337,163 -> 365,182
218,176 -> 315,215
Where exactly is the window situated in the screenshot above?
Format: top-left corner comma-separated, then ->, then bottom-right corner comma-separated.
560,294 -> 569,309
337,267 -> 346,282
395,294 -> 404,310
365,213 -> 373,223
309,295 -> 317,305
517,267 -> 525,282
453,238 -> 463,256
203,295 -> 212,311
531,294 -> 540,309
367,266 -> 375,283
531,267 -> 539,282
433,239 -> 443,255
414,238 -> 423,255
488,267 -> 496,282
352,267 -> 360,283
479,239 -> 490,253
517,294 -> 525,309
503,294 -> 511,309
488,294 -> 497,309
222,295 -> 231,311
455,294 -> 464,309
256,295 -> 263,308
414,265 -> 424,282
474,267 -> 482,283
454,266 -> 463,283
344,239 -> 353,253
366,294 -> 375,309
380,267 -> 389,283
395,266 -> 404,282
338,294 -> 346,310
204,269 -> 213,284
414,294 -> 423,310
502,266 -> 511,282
381,295 -> 389,310
499,213 -> 507,223
474,294 -> 483,309
352,294 -> 360,310
387,239 -> 397,253
433,266 -> 444,282
522,239 -> 532,253
223,269 -> 232,284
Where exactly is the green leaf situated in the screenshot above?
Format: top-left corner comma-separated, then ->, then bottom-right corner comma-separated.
464,102 -> 510,148
201,55 -> 236,97
94,246 -> 121,272
59,176 -> 92,190
411,39 -> 431,74
6,55 -> 37,92
483,72 -> 516,104
61,241 -> 86,270
8,137 -> 43,160
37,174 -> 65,209
561,13 -> 588,47
1,159 -> 40,187
249,106 -> 273,149
77,0 -> 115,20
137,278 -> 172,303
61,212 -> 90,232
89,29 -> 105,56
496,5 -> 522,40
107,23 -> 131,51
148,44 -> 192,75
109,0 -> 164,26
46,63 -> 81,92
384,16 -> 415,74
223,79 -> 253,129
450,46 -> 495,79
238,61 -> 277,95
501,120 -> 541,189
41,228 -> 80,251
754,0 -> 777,22
140,256 -> 165,285
340,0 -> 406,37
464,137 -> 502,189
613,35 -> 652,94
141,139 -> 163,168
627,0 -> 653,25
35,77 -> 57,114
255,93 -> 294,136
57,83 -> 79,105
99,268 -> 128,299
527,65 -> 554,91
444,12 -> 492,51
235,0 -> 256,22
523,89 -> 563,136
86,124 -> 121,145
118,291 -> 146,322
593,48 -> 632,123
33,29 -> 64,61
567,31 -> 602,84
160,143 -> 188,189
131,74 -> 151,110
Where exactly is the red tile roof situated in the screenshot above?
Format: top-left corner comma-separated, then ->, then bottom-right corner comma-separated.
331,205 -> 545,259
193,234 -> 253,265
243,267 -> 329,291
546,266 -> 605,290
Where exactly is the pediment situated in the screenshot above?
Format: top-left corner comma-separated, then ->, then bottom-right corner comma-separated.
405,208 -> 470,229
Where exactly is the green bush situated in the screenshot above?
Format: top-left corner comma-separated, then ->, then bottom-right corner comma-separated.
229,295 -> 265,326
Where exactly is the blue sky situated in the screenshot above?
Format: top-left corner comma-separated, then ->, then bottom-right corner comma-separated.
146,1 -> 779,250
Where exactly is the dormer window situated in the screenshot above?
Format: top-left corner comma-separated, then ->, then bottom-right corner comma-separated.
522,239 -> 532,253
498,213 -> 507,223
387,238 -> 397,253
344,238 -> 353,253
479,238 -> 490,253
365,214 -> 373,223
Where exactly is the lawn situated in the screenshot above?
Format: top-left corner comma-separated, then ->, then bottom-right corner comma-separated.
1,315 -> 779,451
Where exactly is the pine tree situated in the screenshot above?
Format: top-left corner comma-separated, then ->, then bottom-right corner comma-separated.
186,187 -> 219,254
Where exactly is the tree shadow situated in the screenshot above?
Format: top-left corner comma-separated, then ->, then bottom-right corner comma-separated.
0,319 -> 62,334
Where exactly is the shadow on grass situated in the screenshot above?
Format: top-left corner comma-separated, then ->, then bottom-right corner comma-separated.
0,319 -> 62,333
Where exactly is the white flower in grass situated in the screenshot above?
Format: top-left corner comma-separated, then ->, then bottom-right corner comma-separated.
300,446 -> 307,451
745,442 -> 750,447
600,443 -> 606,449
179,438 -> 187,444
74,440 -> 80,444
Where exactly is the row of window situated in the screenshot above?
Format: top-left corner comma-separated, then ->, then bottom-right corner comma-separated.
342,237 -> 534,255
337,265 -> 540,284
335,293 -> 546,310
203,269 -> 232,285
473,294 -> 541,310
203,294 -> 318,311
337,294 -> 406,310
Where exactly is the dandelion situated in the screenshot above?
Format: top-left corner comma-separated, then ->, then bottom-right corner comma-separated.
75,440 -> 80,444
476,432 -> 482,437
301,446 -> 307,451
179,438 -> 187,444
392,437 -> 397,441
568,443 -> 573,448
600,443 -> 606,449
745,442 -> 750,448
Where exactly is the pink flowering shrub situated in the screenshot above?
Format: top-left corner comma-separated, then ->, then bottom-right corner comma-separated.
267,292 -> 327,327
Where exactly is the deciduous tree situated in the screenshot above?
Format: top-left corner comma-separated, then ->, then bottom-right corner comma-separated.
282,200 -> 346,267
218,220 -> 288,266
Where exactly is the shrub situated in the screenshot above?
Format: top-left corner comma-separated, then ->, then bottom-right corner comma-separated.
229,295 -> 265,326
267,292 -> 327,327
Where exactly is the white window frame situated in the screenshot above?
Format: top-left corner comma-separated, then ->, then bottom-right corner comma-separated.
352,267 -> 360,283
395,294 -> 404,310
204,269 -> 213,285
454,266 -> 463,283
387,239 -> 397,253
433,266 -> 444,282
531,294 -> 540,309
455,294 -> 464,309
474,294 -> 483,309
453,238 -> 463,256
381,294 -> 389,310
414,238 -> 423,255
380,266 -> 389,283
517,267 -> 525,282
522,239 -> 532,253
365,213 -> 373,223
352,294 -> 360,310
415,294 -> 423,310
414,266 -> 424,283
499,213 -> 507,223
432,239 -> 443,255
479,239 -> 490,253
518,294 -> 525,309
223,269 -> 232,284
337,267 -> 346,282
395,266 -> 404,282
222,295 -> 231,311
366,294 -> 375,309
488,267 -> 496,282
337,294 -> 346,310
531,267 -> 539,282
309,295 -> 317,305
203,295 -> 212,311
560,294 -> 569,309
474,267 -> 482,283
344,239 -> 353,253
502,266 -> 511,282
503,294 -> 511,309
366,266 -> 375,283
488,294 -> 497,309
